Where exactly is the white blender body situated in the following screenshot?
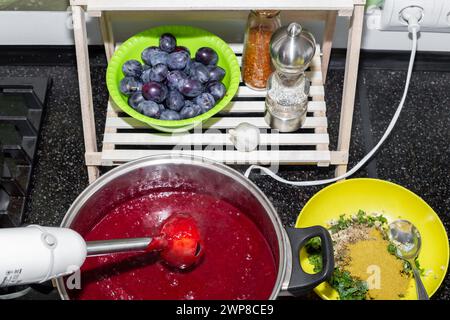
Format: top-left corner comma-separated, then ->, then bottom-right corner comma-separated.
0,222 -> 171,288
0,226 -> 87,287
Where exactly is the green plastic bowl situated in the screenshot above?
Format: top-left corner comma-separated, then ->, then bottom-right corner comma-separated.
106,25 -> 241,133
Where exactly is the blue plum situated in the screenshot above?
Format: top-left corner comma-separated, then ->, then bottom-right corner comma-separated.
195,47 -> 218,65
140,68 -> 152,83
138,100 -> 161,118
180,105 -> 198,119
166,90 -> 185,111
167,51 -> 190,70
207,65 -> 226,82
206,81 -> 226,100
191,104 -> 203,116
178,78 -> 204,98
190,63 -> 210,83
141,46 -> 158,65
195,93 -> 216,112
142,81 -> 168,103
174,46 -> 191,56
141,46 -> 168,66
183,99 -> 194,108
120,77 -> 142,95
160,110 -> 181,120
159,33 -> 177,53
166,70 -> 188,90
192,103 -> 203,116
122,60 -> 143,78
128,92 -> 146,110
183,59 -> 197,76
151,51 -> 169,66
149,63 -> 169,82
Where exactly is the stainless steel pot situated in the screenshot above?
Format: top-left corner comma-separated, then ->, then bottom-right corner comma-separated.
56,155 -> 333,299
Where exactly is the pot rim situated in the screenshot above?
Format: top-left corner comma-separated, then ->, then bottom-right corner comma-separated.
55,154 -> 287,300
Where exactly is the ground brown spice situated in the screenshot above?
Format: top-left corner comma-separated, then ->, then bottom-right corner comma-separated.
332,224 -> 375,267
241,27 -> 273,90
344,228 -> 411,300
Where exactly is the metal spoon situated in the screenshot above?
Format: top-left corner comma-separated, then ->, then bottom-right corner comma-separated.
388,219 -> 429,300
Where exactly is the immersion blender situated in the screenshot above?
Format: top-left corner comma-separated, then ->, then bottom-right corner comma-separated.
0,214 -> 203,287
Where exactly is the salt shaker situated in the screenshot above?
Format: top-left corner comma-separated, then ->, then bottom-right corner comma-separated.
265,23 -> 316,132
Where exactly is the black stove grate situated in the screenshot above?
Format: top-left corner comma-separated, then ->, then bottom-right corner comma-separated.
0,77 -> 49,228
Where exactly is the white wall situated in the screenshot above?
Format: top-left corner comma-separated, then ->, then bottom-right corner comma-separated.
0,11 -> 449,52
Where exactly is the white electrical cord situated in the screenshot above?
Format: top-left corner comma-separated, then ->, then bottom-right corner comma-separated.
245,16 -> 420,186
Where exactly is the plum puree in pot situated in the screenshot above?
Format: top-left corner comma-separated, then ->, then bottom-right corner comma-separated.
69,190 -> 277,300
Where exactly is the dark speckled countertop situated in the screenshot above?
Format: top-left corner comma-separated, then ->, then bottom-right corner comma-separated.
0,48 -> 449,300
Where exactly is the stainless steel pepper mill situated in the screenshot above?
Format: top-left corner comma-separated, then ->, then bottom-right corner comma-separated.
264,23 -> 316,132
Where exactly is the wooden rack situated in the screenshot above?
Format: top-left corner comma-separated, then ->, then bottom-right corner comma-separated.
70,0 -> 366,183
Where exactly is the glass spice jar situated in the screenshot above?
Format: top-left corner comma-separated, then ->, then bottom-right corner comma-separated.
241,10 -> 281,90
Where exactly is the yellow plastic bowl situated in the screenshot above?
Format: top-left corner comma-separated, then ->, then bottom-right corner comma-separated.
295,178 -> 449,300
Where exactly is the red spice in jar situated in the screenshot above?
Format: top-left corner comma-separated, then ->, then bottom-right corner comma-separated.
242,27 -> 274,90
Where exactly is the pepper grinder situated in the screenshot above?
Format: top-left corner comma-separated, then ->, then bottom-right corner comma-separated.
264,23 -> 316,132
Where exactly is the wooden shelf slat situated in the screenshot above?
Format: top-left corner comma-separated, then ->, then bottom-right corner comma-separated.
105,116 -> 327,130
237,84 -> 324,98
109,100 -> 326,114
104,132 -> 329,146
221,100 -> 326,113
84,0 -> 356,13
101,149 -> 331,165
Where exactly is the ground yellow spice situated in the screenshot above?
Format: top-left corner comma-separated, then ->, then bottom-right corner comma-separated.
344,228 -> 411,300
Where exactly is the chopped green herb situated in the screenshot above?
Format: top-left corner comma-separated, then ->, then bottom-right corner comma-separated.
402,259 -> 425,276
356,210 -> 367,224
329,214 -> 352,233
305,237 -> 322,253
329,210 -> 388,233
387,243 -> 397,255
308,253 -> 323,273
306,237 -> 323,273
416,259 -> 425,275
329,268 -> 368,300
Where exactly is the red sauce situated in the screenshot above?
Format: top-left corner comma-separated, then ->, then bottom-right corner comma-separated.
69,191 -> 277,300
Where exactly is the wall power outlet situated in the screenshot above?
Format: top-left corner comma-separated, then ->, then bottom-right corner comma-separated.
378,0 -> 450,32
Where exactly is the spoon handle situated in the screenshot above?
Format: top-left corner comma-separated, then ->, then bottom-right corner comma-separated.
412,266 -> 429,300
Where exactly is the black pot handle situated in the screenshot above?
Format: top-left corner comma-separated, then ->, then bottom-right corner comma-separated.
285,226 -> 334,296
